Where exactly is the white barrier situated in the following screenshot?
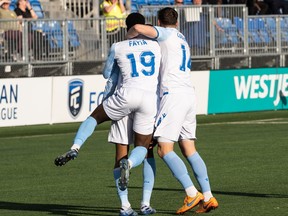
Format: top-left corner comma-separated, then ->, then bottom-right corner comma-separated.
191,71 -> 210,115
0,72 -> 208,127
0,77 -> 52,127
51,75 -> 106,123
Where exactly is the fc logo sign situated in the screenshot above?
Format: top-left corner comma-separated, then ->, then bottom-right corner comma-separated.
68,79 -> 83,118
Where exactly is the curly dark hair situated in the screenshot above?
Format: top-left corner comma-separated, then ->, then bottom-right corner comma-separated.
125,12 -> 145,31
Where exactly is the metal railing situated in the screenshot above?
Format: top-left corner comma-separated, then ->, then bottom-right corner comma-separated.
1,5 -> 288,77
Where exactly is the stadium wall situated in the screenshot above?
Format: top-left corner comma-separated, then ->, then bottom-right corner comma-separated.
1,68 -> 287,127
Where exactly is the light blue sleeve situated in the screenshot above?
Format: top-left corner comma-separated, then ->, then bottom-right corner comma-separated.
102,64 -> 120,102
154,26 -> 169,42
103,43 -> 116,79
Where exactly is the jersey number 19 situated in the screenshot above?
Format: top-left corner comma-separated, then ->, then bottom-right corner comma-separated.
127,51 -> 156,77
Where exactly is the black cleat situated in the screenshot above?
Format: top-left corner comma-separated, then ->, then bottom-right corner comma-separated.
54,149 -> 78,166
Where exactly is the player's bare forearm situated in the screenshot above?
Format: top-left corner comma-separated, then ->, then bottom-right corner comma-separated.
126,24 -> 157,39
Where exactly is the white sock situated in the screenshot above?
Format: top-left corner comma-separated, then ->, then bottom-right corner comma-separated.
71,144 -> 80,151
185,185 -> 198,197
203,191 -> 213,202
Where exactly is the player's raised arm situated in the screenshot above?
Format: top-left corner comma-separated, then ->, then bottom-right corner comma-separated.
103,44 -> 117,79
126,24 -> 158,39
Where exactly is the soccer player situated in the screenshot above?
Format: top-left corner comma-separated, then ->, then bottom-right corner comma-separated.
126,7 -> 218,214
54,13 -> 161,216
108,116 -> 156,215
102,15 -> 157,214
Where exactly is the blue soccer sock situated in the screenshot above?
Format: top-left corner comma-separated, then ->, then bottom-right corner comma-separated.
71,116 -> 97,150
142,158 -> 156,206
187,152 -> 211,193
128,146 -> 147,168
114,168 -> 130,209
163,151 -> 197,197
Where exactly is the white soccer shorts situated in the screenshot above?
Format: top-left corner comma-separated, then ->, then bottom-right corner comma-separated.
108,115 -> 134,145
154,92 -> 197,142
103,87 -> 157,135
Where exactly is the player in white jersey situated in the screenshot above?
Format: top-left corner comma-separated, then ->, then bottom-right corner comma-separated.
103,13 -> 157,216
126,7 -> 218,214
54,13 -> 161,216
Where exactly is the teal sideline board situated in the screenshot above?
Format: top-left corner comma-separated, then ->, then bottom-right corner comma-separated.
208,68 -> 288,114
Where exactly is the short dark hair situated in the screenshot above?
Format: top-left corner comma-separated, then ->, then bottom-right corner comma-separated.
157,7 -> 178,26
125,13 -> 145,31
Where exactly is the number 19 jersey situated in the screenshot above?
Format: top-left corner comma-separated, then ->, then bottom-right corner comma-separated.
111,38 -> 161,93
103,38 -> 161,135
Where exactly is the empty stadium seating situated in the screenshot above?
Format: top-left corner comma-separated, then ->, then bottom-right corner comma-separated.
67,21 -> 81,49
31,21 -> 80,50
130,0 -> 174,12
215,17 -> 239,46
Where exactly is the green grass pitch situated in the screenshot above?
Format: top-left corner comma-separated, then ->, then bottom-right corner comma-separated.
0,111 -> 288,215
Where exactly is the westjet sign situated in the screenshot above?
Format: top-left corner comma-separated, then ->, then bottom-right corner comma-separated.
234,74 -> 288,106
208,68 -> 288,114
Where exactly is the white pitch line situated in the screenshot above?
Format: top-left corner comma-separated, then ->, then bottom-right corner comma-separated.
1,118 -> 288,139
0,129 -> 110,140
199,118 -> 288,126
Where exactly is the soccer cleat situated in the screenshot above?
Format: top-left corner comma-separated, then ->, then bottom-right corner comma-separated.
196,197 -> 218,213
118,158 -> 130,191
176,192 -> 204,214
119,207 -> 138,216
54,149 -> 78,166
140,205 -> 156,215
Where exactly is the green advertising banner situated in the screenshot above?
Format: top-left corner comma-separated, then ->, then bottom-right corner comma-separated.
208,68 -> 288,114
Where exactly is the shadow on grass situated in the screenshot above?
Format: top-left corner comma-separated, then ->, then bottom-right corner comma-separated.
122,186 -> 288,199
212,190 -> 288,198
0,201 -> 119,215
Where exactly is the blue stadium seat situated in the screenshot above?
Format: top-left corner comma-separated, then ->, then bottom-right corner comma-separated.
265,17 -> 277,41
248,18 -> 257,31
38,21 -> 63,49
31,20 -> 46,32
52,31 -> 63,49
266,17 -> 276,30
9,3 -> 16,11
136,0 -> 149,6
67,21 -> 80,49
280,17 -> 287,29
280,18 -> 288,43
160,0 -> 171,5
184,0 -> 192,5
227,28 -> 239,44
234,16 -> 244,40
31,3 -> 45,19
255,18 -> 272,44
148,0 -> 160,5
216,18 -> 239,44
216,32 -> 229,46
131,3 -> 139,13
216,18 -> 235,31
68,30 -> 80,48
259,29 -> 271,44
247,18 -> 262,44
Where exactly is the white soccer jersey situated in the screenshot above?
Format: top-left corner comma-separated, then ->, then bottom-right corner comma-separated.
153,26 -> 197,141
104,38 -> 161,93
102,38 -> 161,135
154,26 -> 194,96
